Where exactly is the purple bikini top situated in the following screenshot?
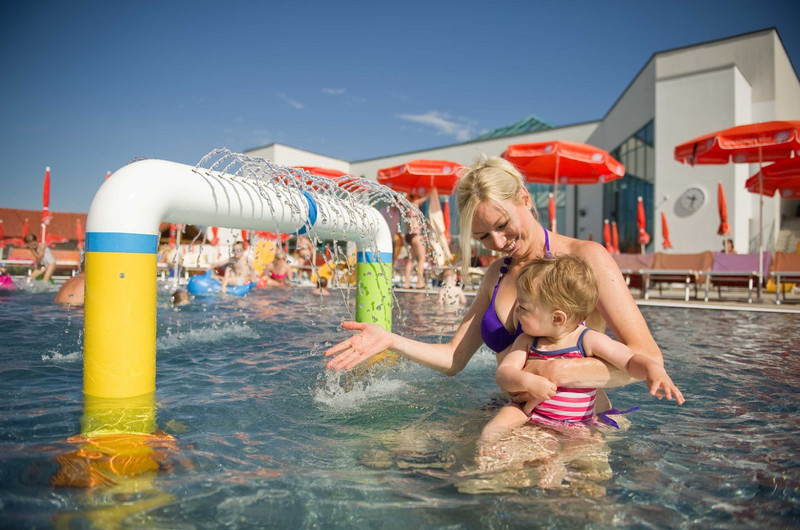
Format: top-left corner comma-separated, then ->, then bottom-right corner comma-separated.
480,228 -> 553,353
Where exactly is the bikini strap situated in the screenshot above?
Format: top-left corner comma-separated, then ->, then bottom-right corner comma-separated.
543,227 -> 553,258
492,256 -> 512,298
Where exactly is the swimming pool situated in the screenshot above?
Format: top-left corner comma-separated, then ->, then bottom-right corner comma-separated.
1,285 -> 798,528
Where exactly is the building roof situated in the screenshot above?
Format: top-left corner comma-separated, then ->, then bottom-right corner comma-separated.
471,114 -> 555,141
0,208 -> 87,245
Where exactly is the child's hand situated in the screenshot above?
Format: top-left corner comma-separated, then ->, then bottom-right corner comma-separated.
647,369 -> 685,405
517,375 -> 557,415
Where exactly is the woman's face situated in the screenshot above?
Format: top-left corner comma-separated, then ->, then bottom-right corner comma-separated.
470,191 -> 535,257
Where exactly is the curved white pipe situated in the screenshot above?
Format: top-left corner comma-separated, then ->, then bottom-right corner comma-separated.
87,159 -> 393,253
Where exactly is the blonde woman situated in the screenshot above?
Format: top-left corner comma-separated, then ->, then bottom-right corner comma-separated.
326,155 -> 663,414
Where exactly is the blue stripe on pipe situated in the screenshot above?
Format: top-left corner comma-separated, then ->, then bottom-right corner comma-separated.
357,251 -> 393,263
86,232 -> 159,254
296,190 -> 318,235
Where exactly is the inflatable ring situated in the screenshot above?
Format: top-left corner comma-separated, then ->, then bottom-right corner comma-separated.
187,270 -> 255,297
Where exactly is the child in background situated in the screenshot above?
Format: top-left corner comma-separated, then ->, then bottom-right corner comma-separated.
482,255 -> 684,443
212,241 -> 257,293
261,251 -> 293,287
436,269 -> 466,308
24,234 -> 56,283
170,289 -> 191,306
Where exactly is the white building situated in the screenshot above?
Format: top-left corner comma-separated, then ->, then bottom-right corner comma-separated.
246,28 -> 800,255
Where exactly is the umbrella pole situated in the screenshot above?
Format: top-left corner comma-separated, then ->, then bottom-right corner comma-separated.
173,228 -> 182,288
552,155 -> 559,234
757,146 -> 763,299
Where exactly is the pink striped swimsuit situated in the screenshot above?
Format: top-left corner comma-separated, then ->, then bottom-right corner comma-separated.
528,328 -> 598,424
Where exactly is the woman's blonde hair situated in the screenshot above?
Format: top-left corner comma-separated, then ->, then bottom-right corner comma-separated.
456,155 -> 538,278
516,255 -> 598,325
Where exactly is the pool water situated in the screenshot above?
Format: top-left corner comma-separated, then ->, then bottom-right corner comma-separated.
1,285 -> 798,528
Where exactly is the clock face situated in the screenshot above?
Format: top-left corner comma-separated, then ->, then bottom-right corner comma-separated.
678,186 -> 706,212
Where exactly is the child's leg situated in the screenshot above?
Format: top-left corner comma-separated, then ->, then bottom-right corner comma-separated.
481,403 -> 530,444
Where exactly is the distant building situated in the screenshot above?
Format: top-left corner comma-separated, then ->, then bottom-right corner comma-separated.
246,28 -> 800,254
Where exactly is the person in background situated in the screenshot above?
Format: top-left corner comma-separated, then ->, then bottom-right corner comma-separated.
722,238 -> 736,254
54,272 -> 85,305
212,241 -> 257,293
261,251 -> 293,287
316,276 -> 331,296
436,269 -> 467,308
24,234 -> 56,283
170,288 -> 191,306
403,192 -> 429,289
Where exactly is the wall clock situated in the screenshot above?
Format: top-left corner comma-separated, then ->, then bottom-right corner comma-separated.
678,186 -> 706,213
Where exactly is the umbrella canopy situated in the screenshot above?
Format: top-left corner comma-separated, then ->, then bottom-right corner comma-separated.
376,159 -> 462,196
717,182 -> 731,236
674,120 -> 800,165
294,166 -> 366,194
0,220 -> 4,249
75,218 -> 84,249
746,157 -> 800,199
674,121 -> 800,287
637,196 -> 650,250
612,221 -> 620,254
503,141 -> 624,233
661,211 -> 673,250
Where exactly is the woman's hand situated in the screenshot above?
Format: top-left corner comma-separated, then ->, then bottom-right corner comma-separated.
324,321 -> 394,370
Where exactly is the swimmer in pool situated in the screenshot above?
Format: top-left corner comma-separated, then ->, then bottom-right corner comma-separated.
213,241 -> 257,293
481,255 -> 684,443
260,251 -> 293,287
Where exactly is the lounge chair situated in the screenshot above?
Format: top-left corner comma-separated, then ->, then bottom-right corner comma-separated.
705,252 -> 771,303
640,251 -> 713,301
770,251 -> 800,304
611,253 -> 654,297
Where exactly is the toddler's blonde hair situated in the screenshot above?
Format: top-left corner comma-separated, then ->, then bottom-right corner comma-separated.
516,255 -> 598,325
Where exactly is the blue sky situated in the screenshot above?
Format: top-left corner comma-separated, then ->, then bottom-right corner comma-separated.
2,0 -> 799,213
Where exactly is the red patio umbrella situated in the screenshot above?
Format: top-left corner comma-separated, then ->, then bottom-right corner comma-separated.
22,218 -> 29,238
41,167 -> 51,242
503,141 -> 624,233
376,159 -> 462,196
603,219 -> 613,252
75,218 -> 84,249
746,157 -> 800,199
0,220 -> 5,249
675,120 -> 800,287
661,211 -> 673,250
637,196 -> 650,252
612,221 -> 620,254
717,181 -> 730,236
547,193 -> 556,233
294,166 -> 365,193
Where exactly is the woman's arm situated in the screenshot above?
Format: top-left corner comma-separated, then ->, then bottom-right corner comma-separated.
325,260 -> 501,375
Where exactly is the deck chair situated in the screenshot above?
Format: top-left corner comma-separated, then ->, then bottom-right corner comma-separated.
641,251 -> 713,301
611,253 -> 654,297
705,252 -> 771,303
771,252 -> 800,304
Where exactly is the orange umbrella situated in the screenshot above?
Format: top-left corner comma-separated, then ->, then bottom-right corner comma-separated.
75,219 -> 84,249
547,193 -> 556,233
294,166 -> 365,193
675,121 -> 800,285
0,220 -> 5,249
637,196 -> 650,251
376,159 -> 462,195
22,218 -> 29,238
717,181 -> 730,236
746,157 -> 800,199
210,226 -> 219,245
612,221 -> 620,254
503,141 -> 624,233
603,219 -> 613,252
661,211 -> 673,250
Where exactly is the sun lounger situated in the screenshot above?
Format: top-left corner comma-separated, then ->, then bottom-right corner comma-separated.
770,251 -> 800,304
705,252 -> 771,303
640,251 -> 713,301
1,248 -> 82,278
611,253 -> 654,296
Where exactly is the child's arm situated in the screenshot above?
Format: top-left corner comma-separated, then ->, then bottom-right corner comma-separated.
583,330 -> 685,405
495,335 -> 557,405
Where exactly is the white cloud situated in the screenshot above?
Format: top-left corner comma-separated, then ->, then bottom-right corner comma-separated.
396,111 -> 475,141
322,88 -> 345,95
277,93 -> 304,109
